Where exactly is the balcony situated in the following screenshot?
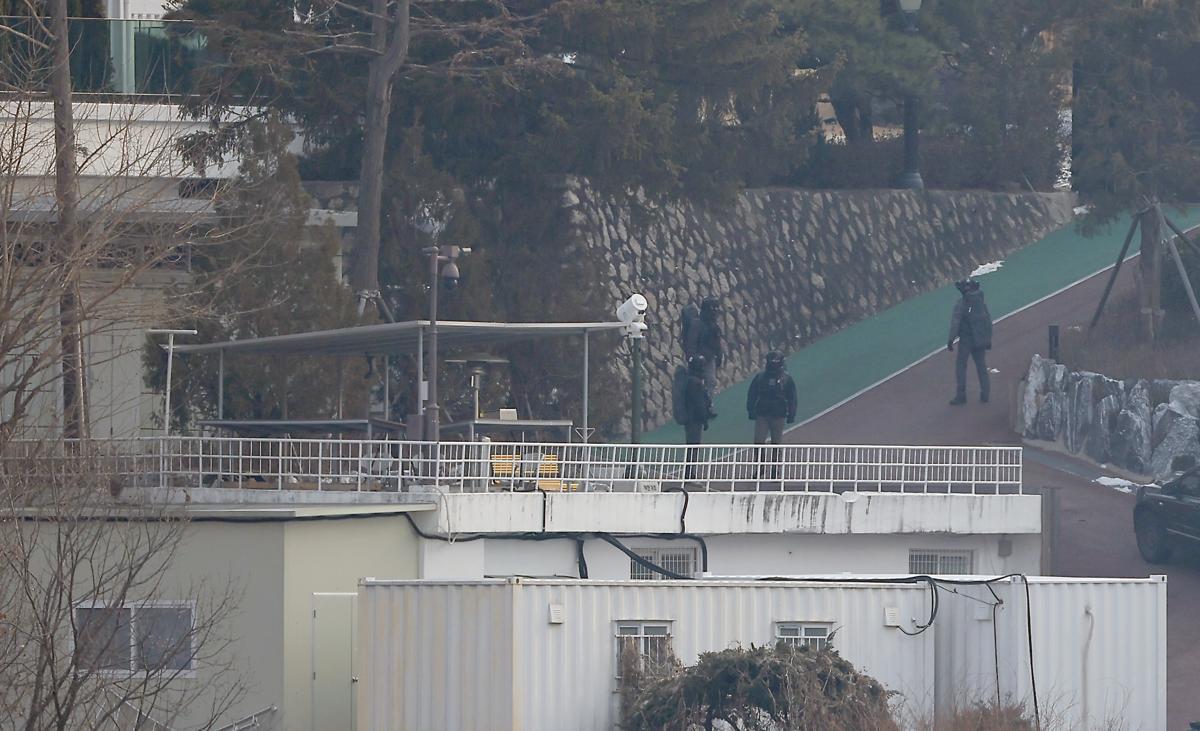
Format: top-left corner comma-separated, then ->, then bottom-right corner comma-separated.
3,436 -> 1024,496
1,17 -> 207,96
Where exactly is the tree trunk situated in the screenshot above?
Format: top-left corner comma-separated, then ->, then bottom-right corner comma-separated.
49,0 -> 88,439
350,0 -> 410,321
1138,208 -> 1163,341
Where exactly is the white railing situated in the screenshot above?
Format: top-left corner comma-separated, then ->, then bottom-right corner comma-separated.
0,437 -> 1024,495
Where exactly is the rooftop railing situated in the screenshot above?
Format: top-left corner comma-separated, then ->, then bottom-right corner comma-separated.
1,437 -> 1024,495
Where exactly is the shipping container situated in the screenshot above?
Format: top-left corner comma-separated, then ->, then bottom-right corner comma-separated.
356,576 -> 1165,731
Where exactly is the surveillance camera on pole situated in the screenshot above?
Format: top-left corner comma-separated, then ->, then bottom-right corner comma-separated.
616,294 -> 648,443
616,294 -> 648,339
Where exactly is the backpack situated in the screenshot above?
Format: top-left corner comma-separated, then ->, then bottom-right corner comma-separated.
672,365 -> 690,425
680,304 -> 701,355
965,302 -> 993,349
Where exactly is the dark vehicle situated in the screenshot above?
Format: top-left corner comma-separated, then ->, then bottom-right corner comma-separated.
1134,467 -> 1200,563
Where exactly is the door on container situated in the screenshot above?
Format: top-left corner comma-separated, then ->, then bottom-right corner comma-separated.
311,592 -> 357,731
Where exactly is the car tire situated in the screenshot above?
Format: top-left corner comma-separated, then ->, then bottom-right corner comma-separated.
1135,510 -> 1173,564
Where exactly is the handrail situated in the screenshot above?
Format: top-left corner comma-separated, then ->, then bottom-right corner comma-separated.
1,437 -> 1023,495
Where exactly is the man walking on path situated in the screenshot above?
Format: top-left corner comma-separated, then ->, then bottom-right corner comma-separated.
947,279 -> 993,405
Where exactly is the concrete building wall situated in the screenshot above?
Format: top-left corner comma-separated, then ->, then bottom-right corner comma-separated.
438,532 -> 1040,581
280,516 -> 421,731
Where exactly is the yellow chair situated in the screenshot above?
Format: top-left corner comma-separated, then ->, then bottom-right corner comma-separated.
490,454 -> 518,488
536,454 -> 565,492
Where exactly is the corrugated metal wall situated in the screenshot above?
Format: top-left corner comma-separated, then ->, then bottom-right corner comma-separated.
356,582 -> 517,731
356,577 -> 1166,731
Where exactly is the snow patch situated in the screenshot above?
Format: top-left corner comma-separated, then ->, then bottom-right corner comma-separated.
988,368 -> 1000,374
970,260 -> 1004,277
1092,476 -> 1147,494
1073,205 -> 1092,217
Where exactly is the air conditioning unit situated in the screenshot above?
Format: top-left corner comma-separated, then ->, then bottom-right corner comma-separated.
635,480 -> 661,493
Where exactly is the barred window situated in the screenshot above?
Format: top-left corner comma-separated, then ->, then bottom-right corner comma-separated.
615,622 -> 672,685
909,549 -> 974,575
629,547 -> 697,580
775,622 -> 833,651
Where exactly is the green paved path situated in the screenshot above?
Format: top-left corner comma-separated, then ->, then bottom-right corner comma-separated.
646,210 -> 1200,444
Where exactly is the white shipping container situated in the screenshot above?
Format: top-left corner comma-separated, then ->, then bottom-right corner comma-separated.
356,576 -> 1165,731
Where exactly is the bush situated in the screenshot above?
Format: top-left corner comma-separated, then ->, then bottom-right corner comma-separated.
621,642 -> 898,731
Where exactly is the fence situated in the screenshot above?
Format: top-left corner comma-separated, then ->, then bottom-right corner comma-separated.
0,437 -> 1024,495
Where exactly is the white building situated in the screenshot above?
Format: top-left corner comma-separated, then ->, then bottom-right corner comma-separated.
355,576 -> 1167,731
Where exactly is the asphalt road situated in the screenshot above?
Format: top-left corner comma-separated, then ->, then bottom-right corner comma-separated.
786,262 -> 1200,729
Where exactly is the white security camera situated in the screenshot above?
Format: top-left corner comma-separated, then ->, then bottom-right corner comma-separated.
616,294 -> 648,338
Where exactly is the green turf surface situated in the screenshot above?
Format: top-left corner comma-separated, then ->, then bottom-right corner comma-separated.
645,209 -> 1200,444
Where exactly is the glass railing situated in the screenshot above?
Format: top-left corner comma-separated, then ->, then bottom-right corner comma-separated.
0,17 -> 209,96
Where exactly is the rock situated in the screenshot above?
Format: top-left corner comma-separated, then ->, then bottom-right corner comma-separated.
1034,392 -> 1065,442
1085,394 -> 1120,464
561,190 -> 580,208
1168,382 -> 1200,419
1065,374 -> 1097,454
1150,380 -> 1182,407
1153,404 -> 1188,449
1110,408 -> 1152,474
1150,415 -> 1200,479
1127,380 -> 1152,421
1020,355 -> 1049,437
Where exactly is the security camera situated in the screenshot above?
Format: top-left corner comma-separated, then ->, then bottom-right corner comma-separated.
616,294 -> 648,338
440,260 -> 461,291
616,294 -> 647,324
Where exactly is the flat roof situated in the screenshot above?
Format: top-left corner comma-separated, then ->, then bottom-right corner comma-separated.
172,320 -> 626,357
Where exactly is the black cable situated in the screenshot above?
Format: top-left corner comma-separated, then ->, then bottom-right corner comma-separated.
664,486 -> 689,534
596,533 -> 687,580
1022,575 -> 1041,729
987,582 -> 1003,708
575,538 -> 589,579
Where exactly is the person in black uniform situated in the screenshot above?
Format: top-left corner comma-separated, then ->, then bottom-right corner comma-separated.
683,355 -> 715,480
947,279 -> 993,405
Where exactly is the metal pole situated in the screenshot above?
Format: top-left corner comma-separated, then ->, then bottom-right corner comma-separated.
382,355 -> 390,421
582,330 -> 590,442
164,333 -> 174,438
1048,325 -> 1060,362
217,348 -> 224,419
427,249 -> 440,443
417,329 -> 424,416
1160,213 -> 1200,327
631,337 -> 642,444
336,357 -> 344,419
1088,215 -> 1140,331
899,94 -> 924,189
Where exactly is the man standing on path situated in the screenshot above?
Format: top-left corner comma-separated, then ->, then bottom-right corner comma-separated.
683,355 -> 715,480
747,351 -> 797,445
947,279 -> 993,405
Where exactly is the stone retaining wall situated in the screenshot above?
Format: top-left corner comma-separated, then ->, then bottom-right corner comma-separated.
1018,354 -> 1200,479
560,182 -> 1076,433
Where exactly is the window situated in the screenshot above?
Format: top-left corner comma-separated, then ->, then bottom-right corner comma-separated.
74,602 -> 195,675
909,549 -> 974,575
615,622 -> 672,685
775,622 -> 833,651
629,547 -> 697,580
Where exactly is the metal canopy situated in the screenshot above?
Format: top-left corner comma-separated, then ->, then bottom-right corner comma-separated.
172,320 -> 626,357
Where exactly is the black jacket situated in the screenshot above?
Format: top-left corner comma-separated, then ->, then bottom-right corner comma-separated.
683,375 -> 712,426
949,290 -> 993,349
747,370 -> 798,421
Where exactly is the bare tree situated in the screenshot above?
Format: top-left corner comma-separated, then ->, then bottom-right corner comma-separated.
0,448 -> 246,730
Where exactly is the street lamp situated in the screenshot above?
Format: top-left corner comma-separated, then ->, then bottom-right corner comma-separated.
897,0 -> 924,190
422,244 -> 470,443
616,294 -> 648,443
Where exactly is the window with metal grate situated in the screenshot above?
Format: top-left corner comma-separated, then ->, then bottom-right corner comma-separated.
908,549 -> 974,575
630,547 -> 697,580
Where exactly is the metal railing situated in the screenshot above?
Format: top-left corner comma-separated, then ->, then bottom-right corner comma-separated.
0,437 -> 1024,495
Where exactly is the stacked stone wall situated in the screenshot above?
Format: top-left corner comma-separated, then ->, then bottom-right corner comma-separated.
560,182 -> 1076,433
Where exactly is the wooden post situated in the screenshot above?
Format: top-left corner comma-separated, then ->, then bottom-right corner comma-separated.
1089,216 -> 1140,331
1160,213 -> 1200,328
1138,208 -> 1164,341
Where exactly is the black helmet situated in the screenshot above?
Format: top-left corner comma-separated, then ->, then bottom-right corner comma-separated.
955,279 -> 981,294
766,351 -> 785,367
700,296 -> 720,314
688,354 -> 707,375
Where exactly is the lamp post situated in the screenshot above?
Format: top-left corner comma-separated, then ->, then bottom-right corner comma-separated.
897,0 -> 924,190
616,294 -> 648,443
422,245 -> 470,444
